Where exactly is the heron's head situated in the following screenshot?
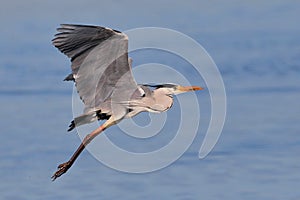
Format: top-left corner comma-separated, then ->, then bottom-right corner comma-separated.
152,84 -> 203,95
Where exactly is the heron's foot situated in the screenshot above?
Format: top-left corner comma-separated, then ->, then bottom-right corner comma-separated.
51,161 -> 71,181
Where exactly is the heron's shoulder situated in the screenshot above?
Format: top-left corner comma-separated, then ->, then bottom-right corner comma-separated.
102,26 -> 128,40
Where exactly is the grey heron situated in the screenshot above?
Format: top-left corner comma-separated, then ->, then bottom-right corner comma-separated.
51,24 -> 203,181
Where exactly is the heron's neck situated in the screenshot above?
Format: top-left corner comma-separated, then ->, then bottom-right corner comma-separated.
151,89 -> 173,112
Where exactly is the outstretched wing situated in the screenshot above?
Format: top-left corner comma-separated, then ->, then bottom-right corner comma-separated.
52,24 -> 139,114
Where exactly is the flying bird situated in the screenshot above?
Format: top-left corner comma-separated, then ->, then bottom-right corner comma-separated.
51,24 -> 203,181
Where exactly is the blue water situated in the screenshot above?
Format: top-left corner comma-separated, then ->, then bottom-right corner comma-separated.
1,1 -> 300,199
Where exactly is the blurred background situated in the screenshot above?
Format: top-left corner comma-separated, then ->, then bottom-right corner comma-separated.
1,0 -> 299,199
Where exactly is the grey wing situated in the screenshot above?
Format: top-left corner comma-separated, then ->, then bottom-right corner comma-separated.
52,24 -> 140,115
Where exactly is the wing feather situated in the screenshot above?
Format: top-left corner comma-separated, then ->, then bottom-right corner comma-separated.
52,24 -> 140,115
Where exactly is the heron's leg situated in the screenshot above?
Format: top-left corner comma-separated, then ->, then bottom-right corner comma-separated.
51,118 -> 116,181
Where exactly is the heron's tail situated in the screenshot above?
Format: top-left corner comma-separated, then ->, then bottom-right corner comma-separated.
67,110 -> 111,132
67,120 -> 76,131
